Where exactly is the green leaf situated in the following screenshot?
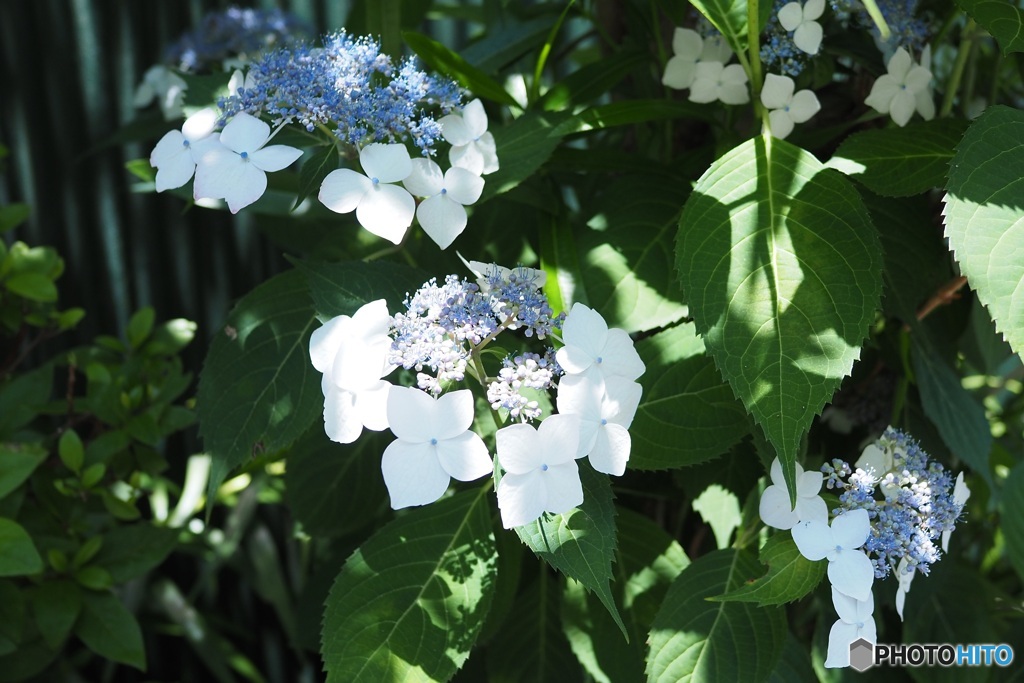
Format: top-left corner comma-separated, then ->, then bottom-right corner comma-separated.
767,633 -> 818,683
514,465 -> 626,638
677,136 -> 882,501
0,518 -> 42,576
688,0 -> 751,54
554,100 -> 714,136
911,334 -> 993,487
1001,460 -> 1024,582
295,144 -> 340,210
72,536 -> 103,568
713,534 -> 826,606
144,318 -> 197,355
0,204 -> 29,234
74,590 -> 146,670
91,523 -> 179,582
577,172 -> 688,332
4,272 -> 57,303
403,31 -> 518,106
198,269 -> 321,499
74,565 -> 113,591
540,49 -> 647,111
956,0 -> 1024,54
479,110 -> 569,204
692,484 -> 742,550
126,306 -> 155,348
58,429 -> 84,474
630,324 -> 749,470
295,258 -> 428,321
827,119 -> 969,197
943,105 -> 1024,359
0,580 -> 25,646
0,443 -> 47,499
647,549 -> 786,682
285,427 -> 388,538
321,488 -> 497,683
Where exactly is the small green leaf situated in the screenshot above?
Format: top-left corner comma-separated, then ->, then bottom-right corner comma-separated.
72,536 -> 103,569
943,105 -> 1024,359
0,518 -> 43,576
827,119 -> 969,197
712,534 -> 826,606
515,465 -> 626,638
101,492 -> 141,521
647,549 -> 786,682
956,0 -> 1024,54
47,549 -> 68,572
57,307 -> 86,330
321,488 -> 497,683
404,31 -> 518,106
144,318 -> 197,355
80,463 -> 106,489
0,204 -> 30,234
692,484 -> 742,550
91,523 -> 179,582
0,443 -> 47,499
31,580 -> 81,650
59,430 -> 85,474
74,566 -> 113,591
294,144 -> 339,210
125,158 -> 156,183
126,306 -> 155,349
4,272 -> 57,303
74,590 -> 146,670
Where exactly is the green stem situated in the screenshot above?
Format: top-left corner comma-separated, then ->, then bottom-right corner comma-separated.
745,0 -> 766,131
940,18 -> 977,118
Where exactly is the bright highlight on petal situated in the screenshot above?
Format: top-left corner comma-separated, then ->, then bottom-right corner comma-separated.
441,99 -> 499,175
760,73 -> 821,140
555,303 -> 644,382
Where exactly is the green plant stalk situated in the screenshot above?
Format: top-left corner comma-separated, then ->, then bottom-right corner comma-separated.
940,19 -> 977,118
531,0 -> 577,104
746,0 -> 766,130
861,0 -> 892,40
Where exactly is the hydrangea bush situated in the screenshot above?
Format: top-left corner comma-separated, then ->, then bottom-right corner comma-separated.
53,0 -> 1024,679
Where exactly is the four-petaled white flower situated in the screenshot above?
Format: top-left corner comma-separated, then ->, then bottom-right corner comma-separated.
381,387 -> 491,509
760,74 -> 821,140
779,0 -> 825,55
793,508 -> 874,601
555,303 -> 645,381
309,299 -> 395,444
134,64 -> 188,120
556,374 -> 641,476
193,112 -> 303,213
661,28 -> 733,90
495,413 -> 584,528
759,456 -> 828,529
439,99 -> 499,176
894,556 -> 916,621
689,62 -> 750,105
149,108 -> 220,192
941,471 -> 970,552
402,158 -> 484,249
864,47 -> 933,127
824,587 -> 876,668
319,143 -> 416,244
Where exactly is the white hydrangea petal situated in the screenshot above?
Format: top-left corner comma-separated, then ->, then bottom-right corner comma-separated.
435,389 -> 475,439
496,423 -> 543,474
309,315 -> 349,373
769,109 -> 796,139
793,21 -> 823,54
181,107 -> 218,141
672,27 -> 703,59
133,75 -> 155,107
188,134 -> 223,163
223,162 -> 268,214
778,2 -> 804,31
323,385 -> 362,444
228,70 -> 246,97
497,470 -> 545,528
555,345 -> 595,375
688,78 -> 720,104
954,471 -> 971,504
759,485 -> 800,529
788,90 -> 821,122
864,76 -> 899,114
574,417 -> 599,458
460,99 -> 489,139
915,89 -> 936,121
701,36 -> 733,63
603,377 -> 642,427
250,145 -> 303,173
796,469 -> 822,497
720,82 -> 751,105
824,620 -> 858,668
662,56 -> 697,90
855,444 -> 889,479
589,423 -> 631,476
769,457 -> 786,487
319,169 -> 372,214
832,509 -> 870,549
795,493 -> 829,525
829,550 -> 875,601
804,0 -> 826,21
332,336 -> 389,392
350,299 -> 392,340
598,328 -> 645,380
895,558 -> 914,619
381,439 -> 451,509
356,183 -> 415,244
722,64 -> 750,85
537,413 -> 581,467
436,431 -> 491,482
563,303 -> 609,362
439,113 -> 473,147
555,372 -> 603,420
761,74 -> 795,110
890,89 -> 916,126
355,379 -> 391,432
151,133 -> 196,192
474,132 -> 500,174
544,461 -> 584,514
792,519 -> 833,560
450,142 -> 486,176
905,65 -> 933,94
386,386 -> 438,443
220,112 -> 270,154
888,48 -> 913,80
403,157 -> 444,197
192,147 -> 235,200
444,167 -> 485,205
360,143 -> 412,184
417,195 -> 468,250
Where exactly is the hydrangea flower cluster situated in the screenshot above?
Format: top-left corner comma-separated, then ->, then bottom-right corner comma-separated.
758,427 -> 968,668
662,27 -> 749,105
165,7 -> 310,73
761,0 -> 818,76
308,263 -> 645,528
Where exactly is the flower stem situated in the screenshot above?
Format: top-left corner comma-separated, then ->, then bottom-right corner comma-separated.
745,0 -> 766,131
940,18 -> 977,118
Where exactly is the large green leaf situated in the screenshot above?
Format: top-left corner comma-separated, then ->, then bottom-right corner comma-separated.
647,549 -> 786,683
676,136 -> 882,500
956,0 -> 1024,54
31,580 -> 81,650
0,443 -> 47,499
540,49 -> 647,111
0,363 -> 53,440
514,465 -> 626,638
74,590 -> 146,670
0,518 -> 42,577
577,172 -> 688,332
712,534 -> 825,606
479,111 -> 569,203
296,259 -> 427,320
91,523 -> 179,582
688,0 -> 751,54
767,634 -> 818,683
943,105 -> 1024,359
827,119 -> 969,197
1002,460 -> 1024,582
321,487 -> 497,683
631,324 -> 749,470
198,269 -> 321,499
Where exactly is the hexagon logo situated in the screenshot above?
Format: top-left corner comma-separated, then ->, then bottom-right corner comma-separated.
849,638 -> 875,672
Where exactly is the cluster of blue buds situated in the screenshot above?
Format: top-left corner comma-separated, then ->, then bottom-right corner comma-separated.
165,7 -> 310,72
822,427 -> 967,580
834,0 -> 932,56
218,31 -> 462,154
